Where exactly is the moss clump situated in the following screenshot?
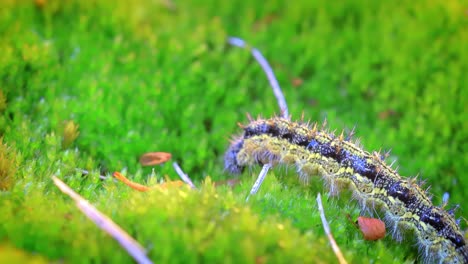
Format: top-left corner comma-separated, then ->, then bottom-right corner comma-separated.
0,0 -> 466,262
61,120 -> 80,149
115,179 -> 340,263
0,138 -> 17,191
0,243 -> 49,264
0,90 -> 6,113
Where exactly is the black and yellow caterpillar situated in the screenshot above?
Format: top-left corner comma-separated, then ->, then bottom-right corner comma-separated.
225,117 -> 468,264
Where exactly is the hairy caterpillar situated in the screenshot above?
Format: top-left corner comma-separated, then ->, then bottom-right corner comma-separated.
224,117 -> 468,264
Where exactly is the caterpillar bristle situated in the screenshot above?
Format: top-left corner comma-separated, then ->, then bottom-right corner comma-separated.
423,184 -> 431,193
384,149 -> 392,159
427,194 -> 434,202
419,180 -> 429,190
311,123 -> 318,134
338,130 -> 345,142
408,176 -> 418,186
346,126 -> 356,141
374,149 -> 387,161
246,112 -> 253,122
394,165 -> 400,172
224,117 -> 468,263
321,118 -> 328,130
370,151 -> 380,161
353,138 -> 362,148
447,205 -> 460,216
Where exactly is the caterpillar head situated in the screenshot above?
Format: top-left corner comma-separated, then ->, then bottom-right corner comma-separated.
224,139 -> 245,174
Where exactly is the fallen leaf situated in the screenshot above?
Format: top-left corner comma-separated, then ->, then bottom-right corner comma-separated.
139,152 -> 172,166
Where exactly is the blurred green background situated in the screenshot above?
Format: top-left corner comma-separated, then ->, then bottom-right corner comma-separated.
0,0 -> 466,263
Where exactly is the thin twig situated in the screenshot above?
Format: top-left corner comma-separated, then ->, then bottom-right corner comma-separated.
172,162 -> 197,189
316,193 -> 348,264
228,36 -> 289,119
52,176 -> 153,264
113,172 -> 152,192
245,163 -> 271,202
228,37 -> 291,200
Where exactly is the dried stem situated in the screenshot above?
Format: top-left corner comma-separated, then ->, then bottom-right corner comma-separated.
316,193 -> 348,264
228,36 -> 290,200
228,36 -> 289,119
172,162 -> 197,189
113,172 -> 151,192
245,163 -> 271,201
52,176 -> 153,264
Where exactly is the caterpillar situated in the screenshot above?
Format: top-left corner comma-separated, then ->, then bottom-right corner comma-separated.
224,116 -> 468,264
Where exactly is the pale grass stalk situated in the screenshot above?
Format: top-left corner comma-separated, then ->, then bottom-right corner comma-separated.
172,162 -> 197,189
228,36 -> 289,199
316,193 -> 348,264
52,176 -> 153,264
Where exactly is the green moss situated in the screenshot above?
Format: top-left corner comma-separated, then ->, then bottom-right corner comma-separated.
61,120 -> 80,149
0,138 -> 17,190
0,91 -> 6,113
0,243 -> 49,264
0,0 -> 466,262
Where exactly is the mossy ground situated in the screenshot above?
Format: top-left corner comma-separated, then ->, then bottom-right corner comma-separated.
0,0 -> 467,263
